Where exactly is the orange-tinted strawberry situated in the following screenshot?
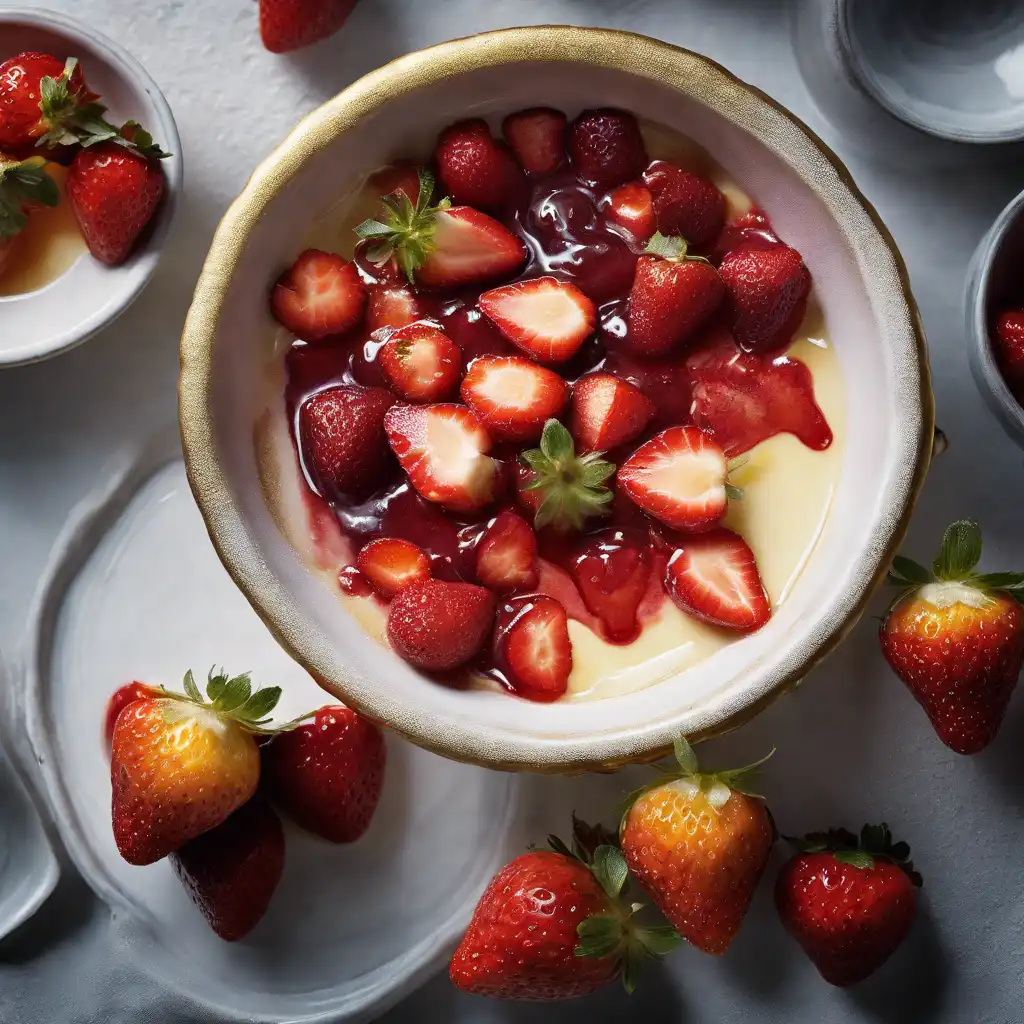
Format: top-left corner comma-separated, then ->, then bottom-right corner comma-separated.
642,161 -> 725,248
356,536 -> 431,598
880,519 -> 1024,754
475,510 -> 539,593
571,372 -> 654,453
259,0 -> 359,53
621,738 -> 774,955
104,681 -> 160,751
435,119 -> 524,211
461,355 -> 569,442
604,182 -> 655,243
502,108 -> 567,175
992,308 -> 1024,401
494,595 -> 572,702
568,109 -> 648,191
378,323 -> 461,402
271,249 -> 368,341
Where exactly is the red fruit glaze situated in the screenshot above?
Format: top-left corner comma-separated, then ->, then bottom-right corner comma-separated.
476,510 -> 539,592
356,536 -> 431,598
642,161 -> 726,248
272,250 -> 367,341
494,595 -> 573,701
993,309 -> 1024,401
435,119 -> 524,212
104,681 -> 159,752
568,109 -> 648,191
461,355 -> 569,442
259,0 -> 359,53
502,108 -> 567,175
570,531 -> 652,643
571,372 -> 654,453
378,323 -> 461,402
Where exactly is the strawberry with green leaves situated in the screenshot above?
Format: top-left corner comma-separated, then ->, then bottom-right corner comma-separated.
881,519 -> 1024,754
0,155 -> 60,276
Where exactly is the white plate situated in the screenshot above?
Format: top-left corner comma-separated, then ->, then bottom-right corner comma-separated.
17,428 -> 520,1023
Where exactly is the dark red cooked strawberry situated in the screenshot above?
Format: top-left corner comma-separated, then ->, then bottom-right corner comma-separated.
568,109 -> 648,191
626,233 -> 725,356
259,0 -> 359,53
104,681 -> 159,752
665,528 -> 770,631
571,532 -> 652,643
479,277 -> 596,364
367,285 -> 420,333
356,537 -> 431,598
502,108 -> 567,175
461,355 -> 569,442
387,579 -> 496,671
719,245 -> 811,353
384,404 -> 500,513
494,595 -> 572,701
378,323 -> 461,402
993,309 -> 1024,399
618,425 -> 731,532
299,384 -> 395,499
571,373 -> 654,453
0,53 -> 95,152
476,510 -> 538,592
642,161 -> 725,248
604,182 -> 655,243
435,119 -> 524,212
368,162 -> 423,205
271,249 -> 367,340
261,705 -> 386,843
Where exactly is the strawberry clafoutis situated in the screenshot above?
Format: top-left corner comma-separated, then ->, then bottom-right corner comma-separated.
268,109 -> 840,703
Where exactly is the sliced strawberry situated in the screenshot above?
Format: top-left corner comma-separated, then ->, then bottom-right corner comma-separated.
367,285 -> 420,333
568,109 -> 648,191
571,372 -> 655,453
665,528 -> 770,632
476,510 -> 539,592
502,108 -> 567,175
570,532 -> 651,643
384,404 -> 500,512
356,537 -> 431,598
368,162 -> 423,205
271,249 -> 367,340
378,323 -> 461,402
435,119 -> 524,211
617,426 -> 729,532
494,595 -> 572,702
604,182 -> 655,243
642,161 -> 725,248
479,277 -> 596,364
461,355 -> 569,442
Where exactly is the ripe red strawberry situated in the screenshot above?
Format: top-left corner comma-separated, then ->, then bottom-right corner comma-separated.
386,579 -> 495,671
0,53 -> 96,152
626,233 -> 726,356
571,532 -> 652,643
451,819 -> 678,999
66,142 -> 165,266
665,528 -> 771,632
476,510 -> 539,593
775,825 -> 921,987
502,108 -> 567,175
271,249 -> 367,340
604,182 -> 655,243
0,155 -> 60,259
479,277 -> 596,364
299,384 -> 395,499
171,796 -> 285,942
618,425 -> 733,532
571,372 -> 654,453
435,119 -> 523,211
993,309 -> 1024,400
461,355 -> 569,441
384,403 -> 500,512
356,169 -> 527,288
368,162 -> 423,206
378,323 -> 461,402
111,669 -> 283,866
568,109 -> 648,191
259,0 -> 359,53
104,681 -> 159,751
642,161 -> 726,248
621,738 -> 774,955
356,536 -> 432,598
367,285 -> 420,333
494,595 -> 573,702
880,519 -> 1024,754
719,244 -> 811,353
261,705 -> 386,843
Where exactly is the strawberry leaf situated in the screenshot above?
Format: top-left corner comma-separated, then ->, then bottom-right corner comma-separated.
632,924 -> 681,957
933,519 -> 982,580
213,673 -> 253,713
237,686 -> 281,723
182,669 -> 202,703
834,849 -> 875,870
644,231 -> 688,261
673,736 -> 699,775
889,555 -> 932,586
575,915 -> 624,959
0,157 -> 60,238
206,668 -> 229,702
592,845 -> 629,900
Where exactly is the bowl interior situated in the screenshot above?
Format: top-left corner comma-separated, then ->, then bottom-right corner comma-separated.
182,36 -> 929,770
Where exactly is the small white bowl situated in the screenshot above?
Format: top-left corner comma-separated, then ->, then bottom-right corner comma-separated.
836,0 -> 1024,142
0,8 -> 182,366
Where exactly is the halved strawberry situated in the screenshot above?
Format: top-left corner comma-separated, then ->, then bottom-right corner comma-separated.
384,404 -> 500,513
271,249 -> 367,340
461,355 -> 569,442
494,595 -> 573,702
642,161 -> 725,248
570,532 -> 652,643
604,182 -> 655,243
368,162 -> 423,206
479,277 -> 596,364
571,372 -> 655,453
379,323 -> 461,402
617,426 -> 731,532
502,108 -> 567,175
568,109 -> 648,191
366,285 -> 420,333
476,510 -> 539,592
435,119 -> 524,211
356,537 -> 432,598
665,528 -> 770,632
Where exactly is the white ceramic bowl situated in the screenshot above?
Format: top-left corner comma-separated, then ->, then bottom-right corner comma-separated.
180,27 -> 933,773
0,8 -> 182,366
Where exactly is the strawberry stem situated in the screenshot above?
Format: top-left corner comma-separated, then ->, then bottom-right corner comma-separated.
643,230 -> 710,265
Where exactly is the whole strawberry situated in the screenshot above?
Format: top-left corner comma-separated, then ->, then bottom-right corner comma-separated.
620,737 -> 774,955
0,53 -> 96,152
262,705 -> 386,843
881,519 -> 1024,754
110,669 -> 283,865
775,824 -> 920,986
259,0 -> 359,53
450,818 -> 678,1000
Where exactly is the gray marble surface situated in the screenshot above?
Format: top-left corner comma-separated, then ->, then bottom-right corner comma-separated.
3,0 -> 1024,1021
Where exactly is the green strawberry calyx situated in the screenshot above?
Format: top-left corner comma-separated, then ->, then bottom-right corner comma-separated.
787,824 -> 922,887
0,156 -> 60,238
548,816 -> 681,993
644,230 -> 711,266
519,419 -> 615,532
